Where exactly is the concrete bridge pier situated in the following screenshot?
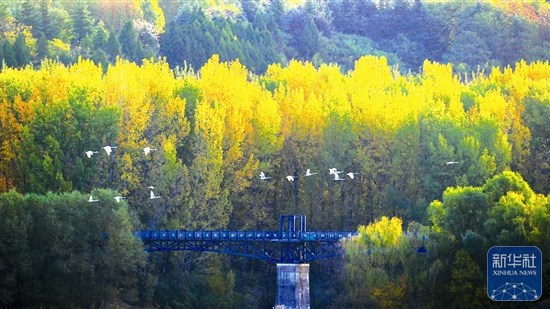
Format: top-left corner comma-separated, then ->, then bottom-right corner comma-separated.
275,263 -> 310,309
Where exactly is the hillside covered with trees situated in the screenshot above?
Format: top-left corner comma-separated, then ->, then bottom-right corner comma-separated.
1,0 -> 549,73
0,0 -> 549,308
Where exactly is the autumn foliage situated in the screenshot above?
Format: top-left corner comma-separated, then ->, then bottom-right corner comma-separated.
1,56 -> 548,226
0,55 -> 548,307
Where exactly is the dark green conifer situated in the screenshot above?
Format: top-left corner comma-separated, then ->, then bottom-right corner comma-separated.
159,21 -> 186,67
104,30 -> 121,62
91,49 -> 108,71
13,33 -> 31,67
70,2 -> 93,45
118,20 -> 139,62
0,39 -> 4,69
2,40 -> 17,68
39,0 -> 52,39
268,0 -> 285,27
20,0 -> 41,36
93,22 -> 109,50
36,32 -> 50,60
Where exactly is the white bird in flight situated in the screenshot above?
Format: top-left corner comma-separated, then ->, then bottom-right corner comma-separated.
149,190 -> 161,199
445,161 -> 459,165
286,176 -> 295,182
305,169 -> 317,176
143,147 -> 157,155
329,168 -> 343,175
333,173 -> 345,181
346,172 -> 356,179
103,146 -> 117,155
259,172 -> 271,180
85,151 -> 98,158
114,196 -> 125,203
88,195 -> 99,202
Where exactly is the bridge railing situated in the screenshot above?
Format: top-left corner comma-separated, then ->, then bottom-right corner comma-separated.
134,230 -> 357,242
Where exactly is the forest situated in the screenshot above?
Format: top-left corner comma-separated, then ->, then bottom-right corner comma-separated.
1,0 -> 550,73
0,0 -> 549,308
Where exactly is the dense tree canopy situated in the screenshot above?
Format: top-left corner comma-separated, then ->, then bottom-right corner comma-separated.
0,189 -> 146,307
1,0 -> 548,73
0,0 -> 549,307
0,54 -> 548,307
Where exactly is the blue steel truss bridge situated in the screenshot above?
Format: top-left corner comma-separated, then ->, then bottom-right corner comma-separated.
134,215 -> 358,263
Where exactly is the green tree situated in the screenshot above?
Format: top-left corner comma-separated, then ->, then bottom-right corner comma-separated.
0,2 -> 9,21
203,260 -> 237,308
39,0 -> 52,39
36,32 -> 49,60
482,171 -> 534,204
13,33 -> 31,67
340,217 -> 434,308
119,20 -> 141,63
18,129 -> 72,194
521,97 -> 550,193
80,34 -> 93,58
70,2 -> 93,45
2,40 -> 16,68
104,30 -> 121,63
91,49 -> 108,71
19,0 -> 41,36
500,15 -> 538,66
0,190 -> 147,307
268,0 -> 285,28
0,39 -> 4,67
482,171 -> 538,244
0,191 -> 31,307
442,30 -> 492,73
328,0 -> 360,34
159,21 -> 186,67
241,0 -> 259,22
93,21 -> 109,50
296,16 -> 319,60
449,250 -> 487,308
15,85 -> 120,194
429,187 -> 490,239
409,0 -> 446,62
49,7 -> 72,42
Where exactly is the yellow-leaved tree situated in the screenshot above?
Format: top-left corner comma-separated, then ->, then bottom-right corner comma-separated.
341,217 -> 433,309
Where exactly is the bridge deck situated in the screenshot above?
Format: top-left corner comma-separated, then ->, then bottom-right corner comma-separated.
134,229 -> 357,263
135,230 -> 357,242
135,215 -> 360,263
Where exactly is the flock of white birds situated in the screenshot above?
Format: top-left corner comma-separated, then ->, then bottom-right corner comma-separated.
260,161 -> 459,182
84,145 -> 460,203
259,168 -> 357,183
84,145 -> 158,203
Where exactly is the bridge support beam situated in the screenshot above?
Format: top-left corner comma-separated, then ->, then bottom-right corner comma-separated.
275,263 -> 310,309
